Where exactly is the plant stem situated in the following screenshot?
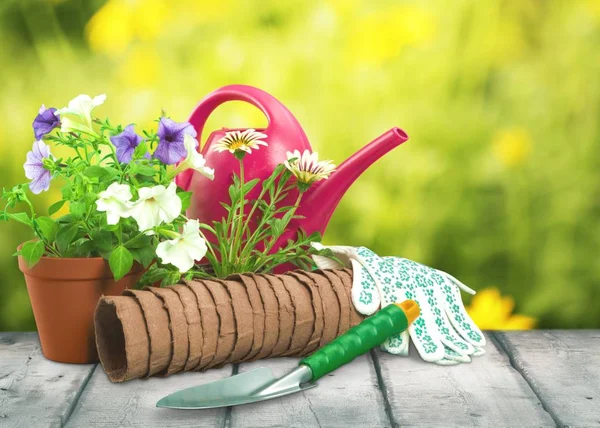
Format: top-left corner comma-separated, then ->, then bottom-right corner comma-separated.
252,192 -> 303,272
228,160 -> 246,265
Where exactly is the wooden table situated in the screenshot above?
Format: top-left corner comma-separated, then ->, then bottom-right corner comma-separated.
1,331 -> 598,427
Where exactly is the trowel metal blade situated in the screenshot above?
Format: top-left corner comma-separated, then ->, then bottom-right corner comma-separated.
156,367 -> 316,409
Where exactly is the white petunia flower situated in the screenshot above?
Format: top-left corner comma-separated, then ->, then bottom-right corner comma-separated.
57,94 -> 106,135
213,129 -> 267,158
129,182 -> 182,233
156,219 -> 207,272
95,183 -> 133,225
182,134 -> 215,179
284,150 -> 336,191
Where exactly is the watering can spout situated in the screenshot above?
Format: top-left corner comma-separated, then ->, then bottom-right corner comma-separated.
295,127 -> 408,235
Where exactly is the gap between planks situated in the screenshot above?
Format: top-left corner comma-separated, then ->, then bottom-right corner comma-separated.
60,363 -> 98,427
491,332 -> 561,428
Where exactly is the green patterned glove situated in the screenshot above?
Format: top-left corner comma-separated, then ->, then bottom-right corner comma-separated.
312,245 -> 486,365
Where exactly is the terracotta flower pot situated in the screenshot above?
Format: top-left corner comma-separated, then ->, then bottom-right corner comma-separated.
18,248 -> 143,364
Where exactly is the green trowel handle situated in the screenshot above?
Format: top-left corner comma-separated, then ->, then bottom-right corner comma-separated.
300,301 -> 419,381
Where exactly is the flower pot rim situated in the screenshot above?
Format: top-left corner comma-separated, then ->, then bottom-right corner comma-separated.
17,241 -> 144,280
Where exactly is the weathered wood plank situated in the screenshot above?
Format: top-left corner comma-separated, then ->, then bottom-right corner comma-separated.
64,364 -> 233,427
495,330 -> 600,428
0,332 -> 95,428
375,332 -> 556,427
230,355 -> 389,428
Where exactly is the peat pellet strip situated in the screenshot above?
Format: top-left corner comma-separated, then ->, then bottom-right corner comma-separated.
300,271 -> 340,349
287,271 -> 324,356
170,284 -> 203,371
335,268 -> 364,327
122,289 -> 171,376
320,269 -> 351,337
219,279 -> 254,364
279,273 -> 315,356
185,280 -> 219,370
262,274 -> 295,357
95,296 -> 150,382
233,274 -> 266,361
203,280 -> 236,368
250,273 -> 280,360
147,287 -> 189,375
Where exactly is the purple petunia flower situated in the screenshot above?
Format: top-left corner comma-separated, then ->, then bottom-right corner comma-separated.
24,140 -> 52,194
32,105 -> 60,140
154,118 -> 197,165
110,124 -> 149,163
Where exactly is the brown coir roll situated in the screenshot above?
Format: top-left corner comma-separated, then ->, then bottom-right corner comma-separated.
232,274 -> 266,362
249,273 -> 279,360
122,289 -> 171,376
95,295 -> 149,382
185,279 -> 219,370
261,273 -> 295,357
95,268 -> 365,383
297,271 -> 340,351
146,287 -> 189,375
203,280 -> 236,368
170,284 -> 203,371
287,271 -> 324,356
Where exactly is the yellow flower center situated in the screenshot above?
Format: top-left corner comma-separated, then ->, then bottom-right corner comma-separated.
228,140 -> 246,151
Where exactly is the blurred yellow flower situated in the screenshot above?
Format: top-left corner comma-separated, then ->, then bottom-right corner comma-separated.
348,5 -> 437,64
118,45 -> 161,88
467,288 -> 536,330
85,0 -> 169,55
492,128 -> 532,167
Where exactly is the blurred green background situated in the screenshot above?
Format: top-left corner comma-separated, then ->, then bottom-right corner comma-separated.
1,0 -> 599,331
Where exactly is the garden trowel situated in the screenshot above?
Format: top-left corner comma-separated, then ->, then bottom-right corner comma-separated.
156,300 -> 419,409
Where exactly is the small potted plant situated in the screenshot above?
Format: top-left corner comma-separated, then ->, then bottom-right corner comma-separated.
3,93 -> 336,364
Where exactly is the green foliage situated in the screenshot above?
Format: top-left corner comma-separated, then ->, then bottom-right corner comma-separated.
1,0 -> 598,331
109,246 -> 133,281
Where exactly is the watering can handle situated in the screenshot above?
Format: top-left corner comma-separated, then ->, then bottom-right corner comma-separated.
187,84 -> 310,152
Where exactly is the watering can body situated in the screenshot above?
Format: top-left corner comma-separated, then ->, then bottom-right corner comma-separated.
177,85 -> 409,261
176,85 -> 310,227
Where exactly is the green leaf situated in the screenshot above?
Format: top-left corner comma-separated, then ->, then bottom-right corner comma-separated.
70,201 -> 86,219
281,210 -> 295,228
131,245 -> 155,268
91,230 -> 113,251
268,218 -> 284,238
48,200 -> 66,216
228,184 -> 237,205
4,212 -> 32,227
178,191 -> 193,212
126,234 -> 152,249
139,267 -> 169,286
36,216 -> 58,242
242,178 -> 260,194
134,164 -> 156,177
20,240 -> 45,268
61,186 -> 73,199
83,192 -> 98,205
109,246 -> 133,281
162,271 -> 183,287
56,223 -> 79,253
104,223 -> 120,232
84,165 -> 109,178
133,141 -> 149,160
75,239 -> 96,257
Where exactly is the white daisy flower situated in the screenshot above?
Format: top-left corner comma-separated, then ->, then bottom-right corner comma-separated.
284,150 -> 336,191
213,129 -> 268,159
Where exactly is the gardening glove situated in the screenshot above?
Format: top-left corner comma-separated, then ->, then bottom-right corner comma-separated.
312,244 -> 486,365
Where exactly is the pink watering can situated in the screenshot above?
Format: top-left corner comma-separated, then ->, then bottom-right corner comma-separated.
176,85 -> 408,253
